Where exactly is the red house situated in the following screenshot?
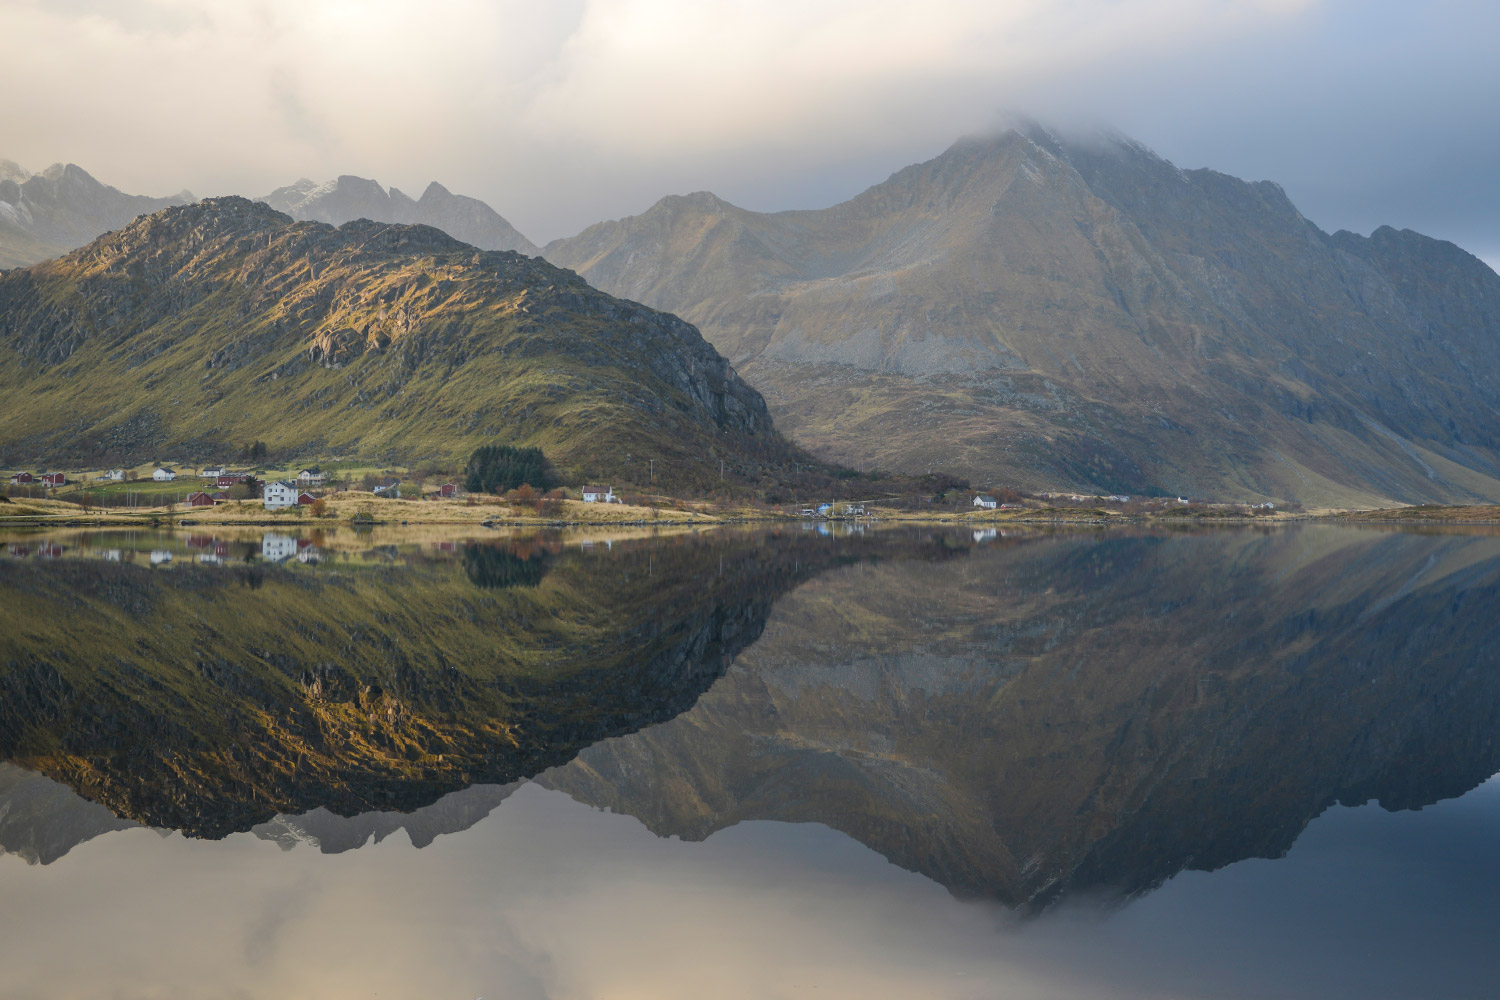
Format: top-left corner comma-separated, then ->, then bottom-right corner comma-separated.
40,472 -> 66,486
297,492 -> 318,505
439,482 -> 459,498
185,491 -> 215,507
217,473 -> 249,488
8,472 -> 34,484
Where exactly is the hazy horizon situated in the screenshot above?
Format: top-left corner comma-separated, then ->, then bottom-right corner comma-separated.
3,1 -> 1496,268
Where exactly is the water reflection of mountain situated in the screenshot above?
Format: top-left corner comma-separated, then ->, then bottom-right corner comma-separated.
0,528 -> 959,840
537,528 -> 1500,908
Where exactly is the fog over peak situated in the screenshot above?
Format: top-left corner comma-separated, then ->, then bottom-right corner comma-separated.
1,0 -> 1494,266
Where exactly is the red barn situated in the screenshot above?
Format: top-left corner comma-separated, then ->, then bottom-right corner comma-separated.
297,492 -> 318,505
40,472 -> 66,486
439,482 -> 458,498
217,473 -> 248,488
8,472 -> 34,484
185,491 -> 215,507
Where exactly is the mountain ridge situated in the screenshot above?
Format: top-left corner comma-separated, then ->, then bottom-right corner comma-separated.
0,197 -> 794,488
544,127 -> 1500,506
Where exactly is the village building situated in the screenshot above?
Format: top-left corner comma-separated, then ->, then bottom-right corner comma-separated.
973,494 -> 998,509
9,472 -> 34,484
99,469 -> 125,481
152,467 -> 177,481
200,466 -> 228,479
185,491 -> 215,507
372,480 -> 401,496
297,492 -> 318,505
217,473 -> 249,488
296,469 -> 326,485
581,485 -> 616,503
40,472 -> 66,487
439,482 -> 459,498
262,481 -> 297,510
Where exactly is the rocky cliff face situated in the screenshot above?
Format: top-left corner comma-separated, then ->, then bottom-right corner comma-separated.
545,127 -> 1500,506
0,160 -> 192,267
538,526 -> 1500,907
0,197 -> 790,487
262,175 -> 537,255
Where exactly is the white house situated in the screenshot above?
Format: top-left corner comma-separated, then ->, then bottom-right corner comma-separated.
581,485 -> 616,503
262,481 -> 297,510
152,467 -> 177,481
98,469 -> 125,481
296,469 -> 326,485
973,494 -> 997,509
201,466 -> 227,479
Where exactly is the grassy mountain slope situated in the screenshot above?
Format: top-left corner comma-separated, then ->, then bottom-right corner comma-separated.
0,198 -> 796,491
545,128 -> 1500,506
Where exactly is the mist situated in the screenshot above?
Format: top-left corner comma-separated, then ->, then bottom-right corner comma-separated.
1,0 -> 1495,264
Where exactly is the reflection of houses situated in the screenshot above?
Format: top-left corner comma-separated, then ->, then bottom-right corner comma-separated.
149,550 -> 173,565
152,467 -> 176,481
296,542 -> 321,564
101,549 -> 122,561
260,533 -> 298,562
262,481 -> 297,510
37,542 -> 63,558
5,543 -> 29,557
973,494 -> 997,509
973,528 -> 997,543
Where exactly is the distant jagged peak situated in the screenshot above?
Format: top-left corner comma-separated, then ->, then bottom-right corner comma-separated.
0,159 -> 28,183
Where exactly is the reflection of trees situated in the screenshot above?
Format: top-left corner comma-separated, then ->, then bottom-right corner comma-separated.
463,542 -> 553,589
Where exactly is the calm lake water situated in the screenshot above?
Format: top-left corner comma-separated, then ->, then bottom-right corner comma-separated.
1,523 -> 1497,998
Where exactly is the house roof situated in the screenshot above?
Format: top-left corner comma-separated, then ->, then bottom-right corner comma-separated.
976,494 -> 996,501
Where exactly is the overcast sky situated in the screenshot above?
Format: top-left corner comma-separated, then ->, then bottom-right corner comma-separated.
2,0 -> 1495,265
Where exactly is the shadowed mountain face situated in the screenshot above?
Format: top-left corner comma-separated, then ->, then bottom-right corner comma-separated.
0,197 -> 790,487
537,526 -> 1500,907
545,128 -> 1500,507
261,176 -> 538,256
0,527 -> 960,840
0,160 -> 192,268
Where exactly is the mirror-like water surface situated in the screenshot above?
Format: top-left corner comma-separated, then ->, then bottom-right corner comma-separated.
1,524 -> 1497,998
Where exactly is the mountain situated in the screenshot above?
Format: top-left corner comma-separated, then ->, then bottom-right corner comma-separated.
0,160 -> 192,268
539,526 -> 1500,907
544,127 -> 1500,507
262,175 -> 538,255
0,197 -> 790,487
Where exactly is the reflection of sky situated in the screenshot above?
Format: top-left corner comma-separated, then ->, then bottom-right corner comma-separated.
2,776 -> 1497,999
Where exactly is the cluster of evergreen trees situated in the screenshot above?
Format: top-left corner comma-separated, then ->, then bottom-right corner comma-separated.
464,444 -> 554,494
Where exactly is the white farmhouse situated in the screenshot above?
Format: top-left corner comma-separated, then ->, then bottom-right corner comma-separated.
296,469 -> 327,486
973,494 -> 998,509
581,485 -> 616,503
152,467 -> 177,481
263,481 -> 298,510
99,469 -> 125,481
201,466 -> 227,479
